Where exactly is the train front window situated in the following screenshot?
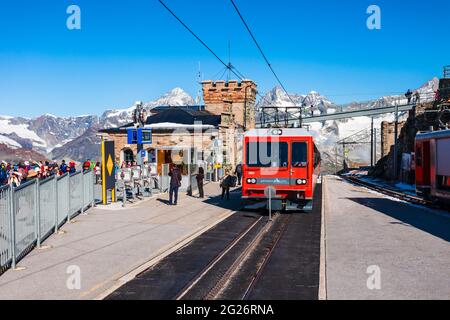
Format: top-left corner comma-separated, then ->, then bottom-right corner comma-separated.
246,142 -> 288,168
292,142 -> 308,167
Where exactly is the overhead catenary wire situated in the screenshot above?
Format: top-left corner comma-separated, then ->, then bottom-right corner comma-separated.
158,0 -> 244,82
229,0 -> 299,109
158,0 -> 286,110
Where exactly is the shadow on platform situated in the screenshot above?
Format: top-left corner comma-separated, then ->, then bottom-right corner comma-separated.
346,197 -> 450,242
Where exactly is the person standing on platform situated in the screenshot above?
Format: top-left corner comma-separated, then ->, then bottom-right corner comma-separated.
220,170 -> 232,200
234,163 -> 242,186
168,165 -> 182,205
196,167 -> 205,199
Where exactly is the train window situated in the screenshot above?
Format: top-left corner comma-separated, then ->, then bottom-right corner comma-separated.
292,142 -> 308,167
246,142 -> 288,167
314,144 -> 321,168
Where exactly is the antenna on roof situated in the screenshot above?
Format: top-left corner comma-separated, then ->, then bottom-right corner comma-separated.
227,40 -> 231,81
195,61 -> 203,105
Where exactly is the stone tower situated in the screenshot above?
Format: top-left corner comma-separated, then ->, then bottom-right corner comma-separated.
202,79 -> 257,129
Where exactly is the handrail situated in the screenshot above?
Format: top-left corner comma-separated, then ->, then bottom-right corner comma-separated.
13,179 -> 36,192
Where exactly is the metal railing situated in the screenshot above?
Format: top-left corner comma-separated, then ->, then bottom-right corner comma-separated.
256,91 -> 437,127
0,170 -> 95,273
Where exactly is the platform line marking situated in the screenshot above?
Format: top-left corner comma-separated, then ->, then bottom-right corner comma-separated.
93,208 -> 237,300
319,176 -> 327,300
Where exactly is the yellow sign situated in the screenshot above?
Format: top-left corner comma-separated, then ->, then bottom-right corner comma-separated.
106,155 -> 114,176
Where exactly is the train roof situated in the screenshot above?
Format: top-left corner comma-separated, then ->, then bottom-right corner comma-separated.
245,128 -> 313,137
416,129 -> 450,141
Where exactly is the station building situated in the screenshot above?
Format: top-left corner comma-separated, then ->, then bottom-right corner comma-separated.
99,79 -> 257,191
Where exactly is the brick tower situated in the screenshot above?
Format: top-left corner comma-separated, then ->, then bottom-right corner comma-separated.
202,79 -> 257,130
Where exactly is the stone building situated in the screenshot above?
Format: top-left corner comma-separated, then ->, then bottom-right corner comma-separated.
380,120 -> 406,158
99,79 -> 257,190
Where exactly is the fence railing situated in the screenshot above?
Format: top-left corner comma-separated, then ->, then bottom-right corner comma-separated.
0,170 -> 95,273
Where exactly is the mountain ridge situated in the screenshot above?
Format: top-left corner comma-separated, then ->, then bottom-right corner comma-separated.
0,78 -> 439,163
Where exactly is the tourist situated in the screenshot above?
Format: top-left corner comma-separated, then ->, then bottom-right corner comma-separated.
60,160 -> 68,175
168,165 -> 182,205
220,170 -> 233,200
234,163 -> 242,186
95,162 -> 101,184
196,167 -> 205,198
69,161 -> 76,174
405,89 -> 413,104
83,159 -> 91,172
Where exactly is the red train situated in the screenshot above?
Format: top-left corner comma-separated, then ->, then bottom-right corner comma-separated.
242,128 -> 321,211
415,129 -> 450,203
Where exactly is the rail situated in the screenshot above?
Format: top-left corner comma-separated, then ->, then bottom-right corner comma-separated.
342,175 -> 429,206
0,170 -> 95,273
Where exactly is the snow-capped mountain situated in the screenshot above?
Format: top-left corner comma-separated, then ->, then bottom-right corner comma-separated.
0,114 -> 99,154
100,87 -> 196,128
257,78 -> 439,171
0,79 -> 439,165
0,88 -> 196,161
257,86 -> 335,116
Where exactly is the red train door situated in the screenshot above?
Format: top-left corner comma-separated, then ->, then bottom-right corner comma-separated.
422,141 -> 431,186
289,139 -> 309,185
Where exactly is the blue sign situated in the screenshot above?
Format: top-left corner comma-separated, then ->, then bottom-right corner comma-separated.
127,128 -> 152,144
138,128 -> 152,144
127,128 -> 138,144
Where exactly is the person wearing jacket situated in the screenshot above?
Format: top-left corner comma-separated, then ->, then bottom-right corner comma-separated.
234,163 -> 242,186
69,161 -> 76,174
196,167 -> 205,198
60,160 -> 68,175
220,170 -> 233,200
168,165 -> 182,205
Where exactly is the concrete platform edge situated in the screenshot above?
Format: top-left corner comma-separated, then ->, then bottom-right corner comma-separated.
319,176 -> 327,300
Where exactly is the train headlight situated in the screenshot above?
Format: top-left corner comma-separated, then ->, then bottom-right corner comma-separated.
271,129 -> 283,135
296,179 -> 307,185
246,178 -> 257,184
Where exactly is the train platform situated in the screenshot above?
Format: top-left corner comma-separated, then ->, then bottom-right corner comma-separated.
323,175 -> 450,300
0,182 -> 242,300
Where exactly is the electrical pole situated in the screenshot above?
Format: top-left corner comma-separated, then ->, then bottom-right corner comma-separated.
370,117 -> 374,168
374,127 -> 377,165
393,103 -> 399,181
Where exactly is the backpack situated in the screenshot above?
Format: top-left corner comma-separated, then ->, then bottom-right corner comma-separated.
230,176 -> 237,187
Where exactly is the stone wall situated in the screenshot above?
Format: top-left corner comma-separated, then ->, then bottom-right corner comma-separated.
202,79 -> 257,129
380,120 -> 406,158
371,102 -> 450,181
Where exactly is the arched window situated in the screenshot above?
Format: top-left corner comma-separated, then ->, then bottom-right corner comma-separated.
121,148 -> 134,163
147,148 -> 156,163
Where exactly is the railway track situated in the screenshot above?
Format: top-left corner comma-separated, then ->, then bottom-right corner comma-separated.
342,175 -> 434,206
175,212 -> 292,300
107,186 -> 322,301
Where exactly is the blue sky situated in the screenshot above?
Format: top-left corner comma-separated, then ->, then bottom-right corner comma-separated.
0,0 -> 448,117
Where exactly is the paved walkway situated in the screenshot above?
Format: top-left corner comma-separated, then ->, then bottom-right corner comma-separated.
324,175 -> 450,300
0,182 -> 242,300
